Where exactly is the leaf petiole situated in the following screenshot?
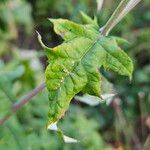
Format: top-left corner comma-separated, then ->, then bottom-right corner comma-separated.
100,0 -> 142,36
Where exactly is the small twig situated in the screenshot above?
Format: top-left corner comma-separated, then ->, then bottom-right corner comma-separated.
0,83 -> 46,125
138,92 -> 146,142
112,98 -> 143,150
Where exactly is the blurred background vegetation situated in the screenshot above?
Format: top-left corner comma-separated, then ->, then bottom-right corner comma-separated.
0,0 -> 150,150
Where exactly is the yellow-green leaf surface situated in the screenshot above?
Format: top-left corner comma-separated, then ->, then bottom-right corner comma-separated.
38,12 -> 133,125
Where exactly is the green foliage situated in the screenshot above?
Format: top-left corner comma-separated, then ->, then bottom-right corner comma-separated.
38,12 -> 133,125
0,0 -> 149,149
0,57 -> 112,149
0,0 -> 33,36
0,60 -> 25,117
0,0 -> 33,56
59,106 -> 112,150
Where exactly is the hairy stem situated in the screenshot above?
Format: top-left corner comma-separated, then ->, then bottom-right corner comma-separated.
0,83 -> 46,125
101,0 -> 141,36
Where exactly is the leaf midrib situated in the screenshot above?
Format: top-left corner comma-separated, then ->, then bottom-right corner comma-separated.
51,37 -> 99,103
50,36 -> 131,103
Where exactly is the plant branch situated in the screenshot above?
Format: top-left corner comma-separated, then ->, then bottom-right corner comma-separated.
101,0 -> 141,36
0,82 -> 46,125
112,98 -> 142,150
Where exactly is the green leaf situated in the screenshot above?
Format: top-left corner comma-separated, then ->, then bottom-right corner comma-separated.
80,11 -> 99,29
38,13 -> 133,125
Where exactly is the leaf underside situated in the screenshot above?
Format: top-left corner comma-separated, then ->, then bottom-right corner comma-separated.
38,12 -> 133,125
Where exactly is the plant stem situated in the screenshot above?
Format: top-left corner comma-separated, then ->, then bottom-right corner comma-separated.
101,0 -> 129,36
101,0 -> 141,36
0,83 -> 46,125
112,98 -> 142,150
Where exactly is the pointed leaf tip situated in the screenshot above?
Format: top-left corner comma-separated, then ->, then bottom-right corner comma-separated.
36,30 -> 54,59
47,122 -> 58,131
79,10 -> 84,15
36,30 -> 41,40
63,135 -> 78,143
36,31 -> 45,48
47,122 -> 78,143
80,11 -> 98,27
48,18 -> 56,24
129,74 -> 133,81
113,36 -> 130,45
